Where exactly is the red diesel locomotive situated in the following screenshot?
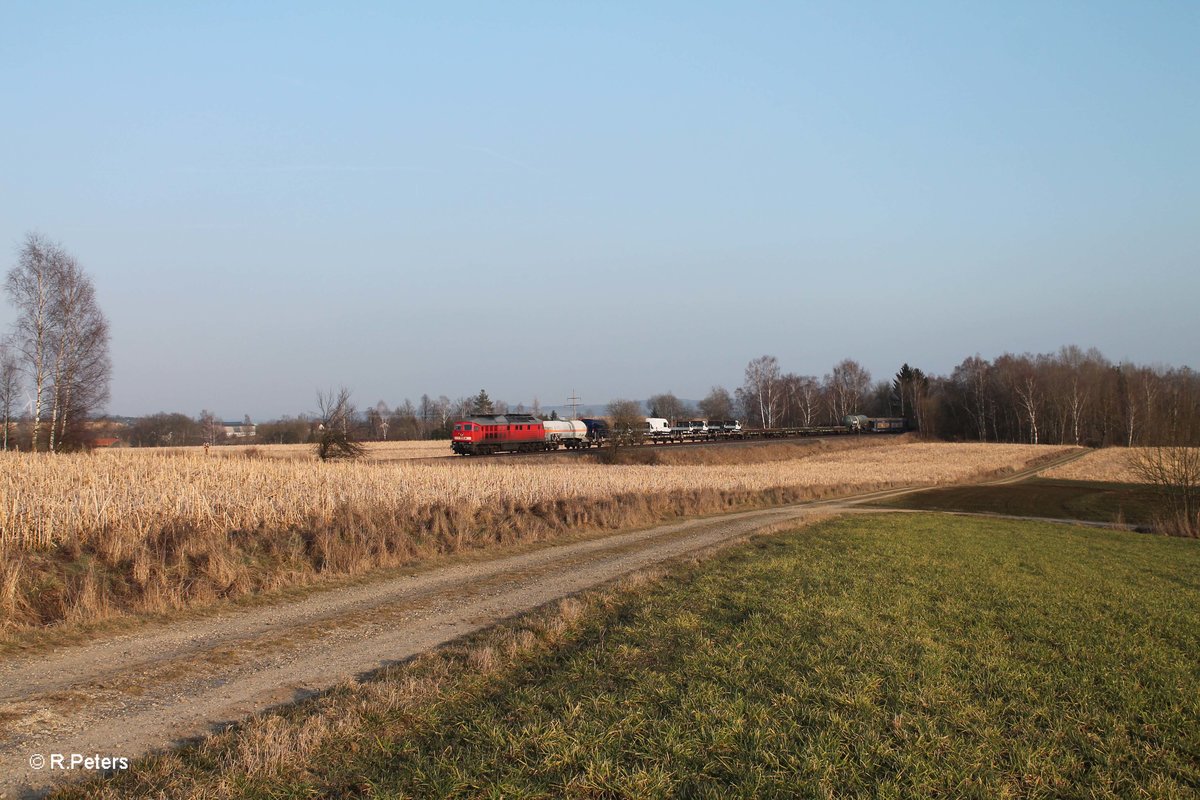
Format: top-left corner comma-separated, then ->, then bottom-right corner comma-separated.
451,414 -> 590,455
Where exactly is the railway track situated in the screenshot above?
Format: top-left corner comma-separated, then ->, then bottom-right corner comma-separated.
421,431 -> 906,463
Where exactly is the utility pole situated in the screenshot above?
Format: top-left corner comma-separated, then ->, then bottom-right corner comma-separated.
567,390 -> 581,419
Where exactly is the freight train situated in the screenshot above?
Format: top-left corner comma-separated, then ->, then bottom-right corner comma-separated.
450,413 -> 907,456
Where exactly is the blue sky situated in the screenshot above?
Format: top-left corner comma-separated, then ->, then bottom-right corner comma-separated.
2,2 -> 1197,419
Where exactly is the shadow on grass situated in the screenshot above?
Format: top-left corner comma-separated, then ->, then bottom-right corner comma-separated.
870,478 -> 1162,529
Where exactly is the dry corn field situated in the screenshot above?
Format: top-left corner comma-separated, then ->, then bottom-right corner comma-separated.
0,441 -> 1078,633
147,440 -> 453,462
1038,447 -> 1199,483
2,443 -> 1072,550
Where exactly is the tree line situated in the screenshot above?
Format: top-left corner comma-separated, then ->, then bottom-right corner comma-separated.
110,346 -> 1197,451
126,391 -> 514,447
727,348 -> 1198,446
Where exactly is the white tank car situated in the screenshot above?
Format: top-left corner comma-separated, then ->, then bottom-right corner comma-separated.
542,419 -> 589,449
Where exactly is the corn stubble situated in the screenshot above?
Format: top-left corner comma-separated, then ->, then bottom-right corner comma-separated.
0,442 -> 1069,633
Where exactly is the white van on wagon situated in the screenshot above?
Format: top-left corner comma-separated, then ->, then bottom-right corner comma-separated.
644,417 -> 671,439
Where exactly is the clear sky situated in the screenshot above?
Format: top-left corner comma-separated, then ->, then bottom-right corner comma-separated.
2,2 -> 1197,420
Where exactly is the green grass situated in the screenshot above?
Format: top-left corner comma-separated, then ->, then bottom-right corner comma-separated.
873,479 -> 1162,528
63,515 -> 1200,799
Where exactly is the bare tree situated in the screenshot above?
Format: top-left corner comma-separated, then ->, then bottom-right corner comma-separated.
952,355 -> 991,442
776,373 -> 823,428
1049,346 -> 1089,445
1131,446 -> 1199,537
49,263 -> 110,451
198,409 -> 224,445
367,400 -> 391,440
0,343 -> 18,450
741,355 -> 782,428
315,387 -> 365,461
647,392 -> 689,422
5,234 -> 110,452
436,396 -> 454,433
392,399 -> 421,439
794,375 -> 822,427
826,359 -> 871,421
1118,363 -> 1153,447
451,395 -> 472,421
698,386 -> 735,421
418,393 -> 434,437
607,399 -> 645,447
892,364 -> 931,422
1014,369 -> 1042,445
5,234 -> 57,451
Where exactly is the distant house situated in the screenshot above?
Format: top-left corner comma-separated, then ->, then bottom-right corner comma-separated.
222,422 -> 257,439
87,437 -> 122,449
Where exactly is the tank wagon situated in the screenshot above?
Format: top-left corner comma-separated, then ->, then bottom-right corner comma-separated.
543,418 -> 590,447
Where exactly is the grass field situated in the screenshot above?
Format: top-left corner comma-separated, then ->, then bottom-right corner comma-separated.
872,478 -> 1162,528
64,514 -> 1200,799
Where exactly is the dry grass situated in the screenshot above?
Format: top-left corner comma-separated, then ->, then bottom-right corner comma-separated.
2,442 -> 1066,550
0,442 -> 1074,635
147,440 -> 453,462
1039,447 -> 1200,484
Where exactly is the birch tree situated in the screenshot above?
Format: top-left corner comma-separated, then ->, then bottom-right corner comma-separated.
1015,371 -> 1042,445
742,355 -> 781,428
794,375 -> 821,427
5,234 -> 57,450
826,359 -> 871,421
1119,363 -> 1142,447
779,373 -> 821,428
5,234 -> 110,452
